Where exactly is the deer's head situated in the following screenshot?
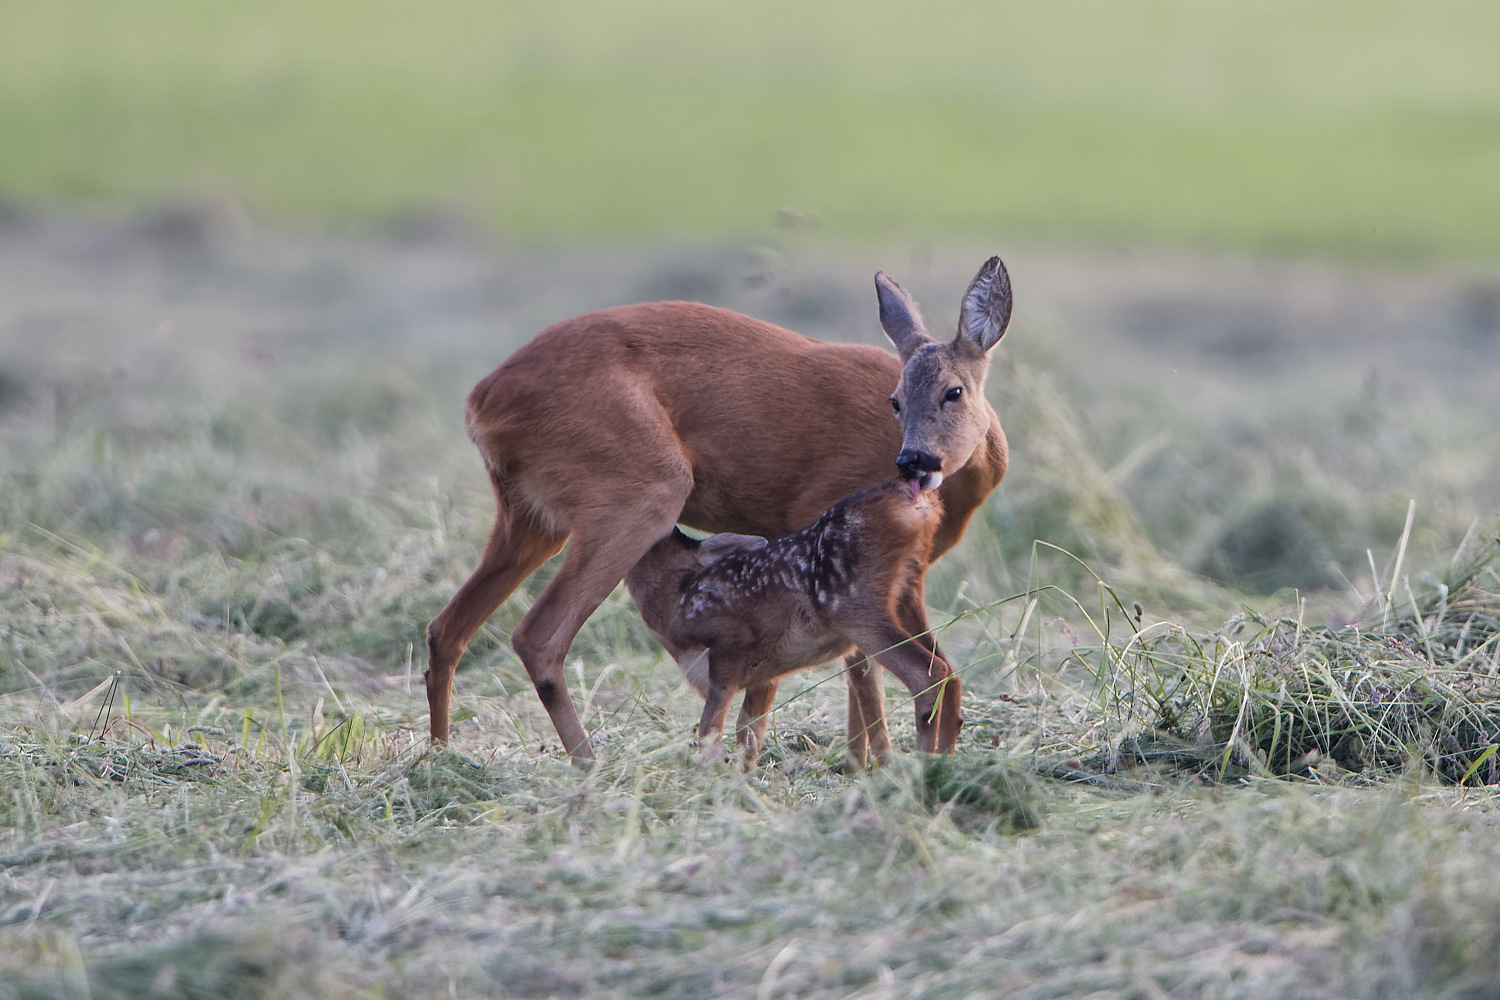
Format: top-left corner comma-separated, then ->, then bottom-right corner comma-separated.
878,256 -> 1012,494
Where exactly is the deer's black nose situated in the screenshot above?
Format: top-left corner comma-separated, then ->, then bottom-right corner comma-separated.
896,449 -> 942,480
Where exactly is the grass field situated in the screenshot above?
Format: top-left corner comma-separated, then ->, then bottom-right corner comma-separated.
3,1 -> 1500,255
2,210 -> 1500,996
4,6 -> 1500,991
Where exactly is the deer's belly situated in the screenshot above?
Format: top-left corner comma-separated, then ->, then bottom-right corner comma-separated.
756,620 -> 854,684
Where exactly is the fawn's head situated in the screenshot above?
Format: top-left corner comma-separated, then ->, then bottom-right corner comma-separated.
878,256 -> 1012,494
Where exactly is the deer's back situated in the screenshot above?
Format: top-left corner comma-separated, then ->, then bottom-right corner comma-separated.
468,301 -> 1001,539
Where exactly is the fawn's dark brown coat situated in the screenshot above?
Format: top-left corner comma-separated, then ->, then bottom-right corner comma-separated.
626,479 -> 961,766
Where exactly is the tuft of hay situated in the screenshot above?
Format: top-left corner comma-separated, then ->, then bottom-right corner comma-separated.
12,933 -> 305,1000
872,752 -> 1042,832
1111,524 -> 1500,784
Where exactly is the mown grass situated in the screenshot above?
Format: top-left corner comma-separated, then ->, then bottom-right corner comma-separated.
3,0 -> 1500,256
5,528 -> 1500,998
3,214 -> 1500,995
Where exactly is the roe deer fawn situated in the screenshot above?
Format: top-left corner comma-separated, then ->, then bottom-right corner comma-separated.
625,479 -> 958,767
426,256 -> 1012,767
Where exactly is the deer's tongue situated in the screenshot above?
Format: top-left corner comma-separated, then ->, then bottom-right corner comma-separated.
908,478 -> 922,502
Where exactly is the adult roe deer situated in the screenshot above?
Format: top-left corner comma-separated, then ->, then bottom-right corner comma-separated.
625,479 -> 958,768
425,256 -> 1013,766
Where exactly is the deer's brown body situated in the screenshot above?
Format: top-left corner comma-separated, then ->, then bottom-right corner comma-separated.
425,257 -> 1012,766
626,480 -> 958,766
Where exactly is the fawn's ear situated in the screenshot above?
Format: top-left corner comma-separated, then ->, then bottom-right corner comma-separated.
954,255 -> 1012,354
875,271 -> 935,362
696,532 -> 768,567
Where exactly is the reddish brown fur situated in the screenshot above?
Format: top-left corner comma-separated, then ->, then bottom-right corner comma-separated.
425,258 -> 1012,766
625,481 -> 960,767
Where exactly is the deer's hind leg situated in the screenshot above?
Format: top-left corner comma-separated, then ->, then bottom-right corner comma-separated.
510,477 -> 691,766
696,679 -> 738,762
426,485 -> 566,744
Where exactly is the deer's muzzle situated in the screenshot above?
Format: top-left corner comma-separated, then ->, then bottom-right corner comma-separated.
896,449 -> 944,494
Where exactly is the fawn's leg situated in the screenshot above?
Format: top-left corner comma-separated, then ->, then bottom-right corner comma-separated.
857,625 -> 962,754
735,682 -> 778,769
696,681 -> 739,761
844,655 -> 892,768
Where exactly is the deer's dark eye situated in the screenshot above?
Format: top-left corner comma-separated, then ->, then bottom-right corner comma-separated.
889,397 -> 901,417
944,386 -> 963,403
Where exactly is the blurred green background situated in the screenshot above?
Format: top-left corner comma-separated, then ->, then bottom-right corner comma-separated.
3,0 -> 1499,255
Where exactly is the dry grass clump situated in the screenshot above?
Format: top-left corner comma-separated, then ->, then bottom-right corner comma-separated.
7,933 -> 302,1000
871,752 -> 1043,834
9,712 -> 1500,999
1090,520 -> 1500,785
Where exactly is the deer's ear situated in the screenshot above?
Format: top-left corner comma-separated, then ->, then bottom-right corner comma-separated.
875,271 -> 934,362
955,255 -> 1012,353
696,532 -> 768,567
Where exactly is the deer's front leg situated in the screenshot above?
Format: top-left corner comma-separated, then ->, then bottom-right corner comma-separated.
860,626 -> 962,754
735,681 -> 778,769
844,653 -> 892,768
696,680 -> 737,762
